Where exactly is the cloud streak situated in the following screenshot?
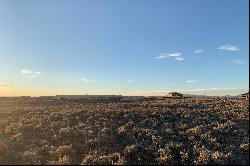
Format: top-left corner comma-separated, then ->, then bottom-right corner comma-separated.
218,45 -> 240,51
175,57 -> 184,61
155,52 -> 185,61
155,52 -> 183,59
194,49 -> 203,53
0,84 -> 16,88
21,69 -> 41,78
185,80 -> 197,83
81,78 -> 95,83
233,59 -> 247,65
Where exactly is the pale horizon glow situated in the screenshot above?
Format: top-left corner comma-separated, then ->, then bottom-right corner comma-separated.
0,87 -> 248,97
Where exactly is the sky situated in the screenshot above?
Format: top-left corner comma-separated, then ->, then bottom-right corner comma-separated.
0,0 -> 249,96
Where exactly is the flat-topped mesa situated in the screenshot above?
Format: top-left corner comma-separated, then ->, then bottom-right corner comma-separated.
241,92 -> 249,100
167,92 -> 184,99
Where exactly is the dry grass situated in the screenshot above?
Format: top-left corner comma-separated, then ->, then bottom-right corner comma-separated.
0,97 -> 249,165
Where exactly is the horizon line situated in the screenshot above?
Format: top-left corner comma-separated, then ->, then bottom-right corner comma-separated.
0,92 -> 248,98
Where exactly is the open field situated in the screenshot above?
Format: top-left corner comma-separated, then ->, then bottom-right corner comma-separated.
0,97 -> 249,165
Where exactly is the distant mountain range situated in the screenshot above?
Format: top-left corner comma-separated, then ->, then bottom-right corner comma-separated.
183,94 -> 241,98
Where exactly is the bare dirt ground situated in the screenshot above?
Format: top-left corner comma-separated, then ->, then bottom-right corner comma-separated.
0,97 -> 249,165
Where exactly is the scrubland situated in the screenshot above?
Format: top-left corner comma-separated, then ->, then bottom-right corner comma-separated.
0,97 -> 249,165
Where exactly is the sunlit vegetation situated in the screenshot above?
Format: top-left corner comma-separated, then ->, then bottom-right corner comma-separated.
0,97 -> 249,165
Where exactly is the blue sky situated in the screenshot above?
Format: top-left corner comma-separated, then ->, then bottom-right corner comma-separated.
0,0 -> 249,96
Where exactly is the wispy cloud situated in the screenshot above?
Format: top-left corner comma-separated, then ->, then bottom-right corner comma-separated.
194,49 -> 203,53
175,57 -> 184,61
21,69 -> 41,78
127,80 -> 134,82
81,78 -> 95,83
233,59 -> 247,65
185,80 -> 197,83
218,45 -> 240,51
168,52 -> 182,57
155,52 -> 185,61
0,84 -> 16,88
155,52 -> 182,59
